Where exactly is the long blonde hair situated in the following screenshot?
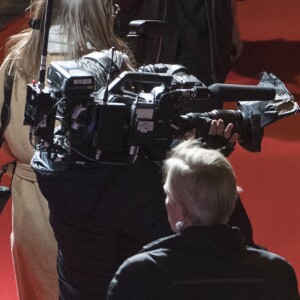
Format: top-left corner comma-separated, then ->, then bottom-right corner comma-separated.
5,0 -> 131,80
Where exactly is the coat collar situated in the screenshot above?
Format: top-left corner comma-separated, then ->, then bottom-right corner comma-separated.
141,224 -> 246,261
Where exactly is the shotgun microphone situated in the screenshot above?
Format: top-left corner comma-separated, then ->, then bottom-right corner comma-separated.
208,83 -> 276,102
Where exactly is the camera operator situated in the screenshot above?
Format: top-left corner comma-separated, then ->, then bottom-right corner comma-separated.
31,47 -> 242,298
107,140 -> 300,300
0,0 -> 134,299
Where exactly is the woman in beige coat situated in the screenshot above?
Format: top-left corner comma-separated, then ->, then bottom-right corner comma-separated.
0,0 -> 130,298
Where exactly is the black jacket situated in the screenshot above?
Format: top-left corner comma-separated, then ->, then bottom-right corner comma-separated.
32,154 -> 173,300
108,225 -> 299,300
116,0 -> 233,85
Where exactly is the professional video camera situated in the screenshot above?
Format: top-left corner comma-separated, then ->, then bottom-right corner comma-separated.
23,54 -> 299,165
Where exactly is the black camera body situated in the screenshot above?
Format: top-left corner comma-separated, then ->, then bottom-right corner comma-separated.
24,58 -> 279,164
23,61 -> 200,162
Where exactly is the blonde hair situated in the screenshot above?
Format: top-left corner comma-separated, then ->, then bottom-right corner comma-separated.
163,140 -> 239,225
5,0 -> 131,80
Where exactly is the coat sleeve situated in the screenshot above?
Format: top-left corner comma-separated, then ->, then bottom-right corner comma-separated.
283,262 -> 300,300
107,256 -> 154,300
107,253 -> 171,300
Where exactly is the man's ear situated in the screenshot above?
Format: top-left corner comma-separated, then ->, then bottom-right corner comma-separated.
173,200 -> 186,221
165,196 -> 187,232
173,200 -> 191,232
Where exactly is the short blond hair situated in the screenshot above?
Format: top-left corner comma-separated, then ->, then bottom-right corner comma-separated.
163,140 -> 239,225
